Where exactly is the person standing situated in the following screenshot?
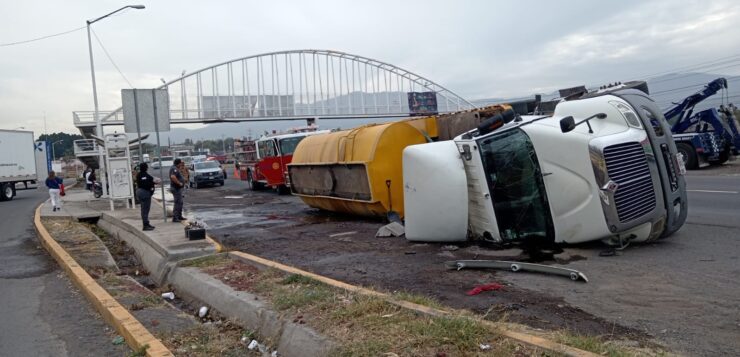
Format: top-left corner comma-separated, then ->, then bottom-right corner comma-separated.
169,158 -> 186,222
136,163 -> 156,231
85,169 -> 96,191
45,171 -> 64,211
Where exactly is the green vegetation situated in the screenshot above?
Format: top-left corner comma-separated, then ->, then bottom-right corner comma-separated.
180,254 -> 228,268
391,290 -> 444,309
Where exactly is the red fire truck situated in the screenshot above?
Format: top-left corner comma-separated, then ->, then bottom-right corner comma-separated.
247,130 -> 329,194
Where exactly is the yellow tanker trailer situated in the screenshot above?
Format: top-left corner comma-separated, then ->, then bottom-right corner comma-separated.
288,105 -> 511,219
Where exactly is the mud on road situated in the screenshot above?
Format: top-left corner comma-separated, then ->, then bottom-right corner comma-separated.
182,183 -> 649,344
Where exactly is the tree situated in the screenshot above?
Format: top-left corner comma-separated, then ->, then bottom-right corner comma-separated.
38,132 -> 84,160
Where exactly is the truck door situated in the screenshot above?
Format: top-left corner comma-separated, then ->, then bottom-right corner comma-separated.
257,139 -> 283,186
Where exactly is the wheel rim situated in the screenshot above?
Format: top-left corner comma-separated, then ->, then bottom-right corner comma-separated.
4,186 -> 11,198
678,150 -> 689,164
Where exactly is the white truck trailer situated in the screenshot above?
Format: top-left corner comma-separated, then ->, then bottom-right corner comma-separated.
403,84 -> 688,246
0,130 -> 38,201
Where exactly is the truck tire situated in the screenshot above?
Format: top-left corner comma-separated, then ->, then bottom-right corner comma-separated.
676,143 -> 698,170
248,171 -> 264,191
1,183 -> 14,201
277,185 -> 290,195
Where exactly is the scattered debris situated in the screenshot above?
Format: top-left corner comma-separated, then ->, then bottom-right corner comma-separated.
198,306 -> 209,318
479,343 -> 492,350
329,231 -> 357,238
376,222 -> 405,238
247,340 -> 259,350
112,336 -> 125,345
441,245 -> 459,251
446,260 -> 589,283
466,283 -> 504,296
599,249 -> 617,257
185,222 -> 206,241
161,292 -> 175,300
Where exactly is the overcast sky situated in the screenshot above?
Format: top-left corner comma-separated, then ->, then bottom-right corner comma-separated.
1,0 -> 739,137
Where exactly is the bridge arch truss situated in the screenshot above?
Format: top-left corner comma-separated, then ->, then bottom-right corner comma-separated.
75,49 -> 474,130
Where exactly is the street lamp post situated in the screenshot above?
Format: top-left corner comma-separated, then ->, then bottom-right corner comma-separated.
87,5 -> 145,197
51,140 -> 64,161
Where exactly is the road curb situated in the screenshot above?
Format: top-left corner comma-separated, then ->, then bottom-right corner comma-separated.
33,204 -> 173,357
229,251 -> 599,357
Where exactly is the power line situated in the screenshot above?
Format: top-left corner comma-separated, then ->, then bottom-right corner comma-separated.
91,28 -> 133,88
650,77 -> 740,96
0,25 -> 86,47
634,53 -> 740,81
647,60 -> 740,85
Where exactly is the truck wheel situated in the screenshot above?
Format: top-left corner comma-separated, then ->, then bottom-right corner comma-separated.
1,183 -> 14,201
248,172 -> 263,191
676,143 -> 698,170
277,185 -> 290,195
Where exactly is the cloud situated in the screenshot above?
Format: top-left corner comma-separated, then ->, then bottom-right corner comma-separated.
1,0 -> 739,136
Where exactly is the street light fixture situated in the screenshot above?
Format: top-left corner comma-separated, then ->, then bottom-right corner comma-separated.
87,4 -> 145,196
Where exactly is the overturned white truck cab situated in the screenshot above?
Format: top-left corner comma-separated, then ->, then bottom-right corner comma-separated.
403,86 -> 688,246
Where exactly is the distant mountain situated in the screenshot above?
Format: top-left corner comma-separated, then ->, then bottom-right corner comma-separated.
140,72 -> 739,143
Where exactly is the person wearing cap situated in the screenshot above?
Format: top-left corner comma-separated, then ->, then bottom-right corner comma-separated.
136,163 -> 156,231
169,158 -> 186,222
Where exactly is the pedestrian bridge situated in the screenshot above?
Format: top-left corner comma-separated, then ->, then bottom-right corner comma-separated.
73,49 -> 474,136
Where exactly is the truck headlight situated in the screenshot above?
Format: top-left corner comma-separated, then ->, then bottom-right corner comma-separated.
609,101 -> 642,129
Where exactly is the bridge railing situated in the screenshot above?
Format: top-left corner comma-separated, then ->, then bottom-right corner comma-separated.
73,139 -> 102,157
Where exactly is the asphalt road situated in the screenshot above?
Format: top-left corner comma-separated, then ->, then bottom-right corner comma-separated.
0,186 -> 128,356
503,172 -> 740,356
685,175 -> 740,228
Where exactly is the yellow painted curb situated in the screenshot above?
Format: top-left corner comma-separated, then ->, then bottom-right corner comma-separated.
34,204 -> 173,357
229,251 -> 599,357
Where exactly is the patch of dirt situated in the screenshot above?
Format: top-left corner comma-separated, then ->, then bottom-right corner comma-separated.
42,219 -> 118,273
202,260 -> 262,291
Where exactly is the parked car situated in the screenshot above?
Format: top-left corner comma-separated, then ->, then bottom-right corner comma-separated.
150,156 -> 174,170
188,160 -> 225,188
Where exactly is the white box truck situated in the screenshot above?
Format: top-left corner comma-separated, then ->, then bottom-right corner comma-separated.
0,130 -> 37,201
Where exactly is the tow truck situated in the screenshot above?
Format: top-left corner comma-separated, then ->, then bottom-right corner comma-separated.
663,78 -> 740,169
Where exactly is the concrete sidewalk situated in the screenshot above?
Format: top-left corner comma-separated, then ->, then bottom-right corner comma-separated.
41,188 -> 216,283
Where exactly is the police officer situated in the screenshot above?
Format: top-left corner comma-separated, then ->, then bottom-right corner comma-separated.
136,163 -> 156,231
169,158 -> 186,222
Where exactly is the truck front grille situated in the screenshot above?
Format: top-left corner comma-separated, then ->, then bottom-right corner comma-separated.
604,142 -> 656,223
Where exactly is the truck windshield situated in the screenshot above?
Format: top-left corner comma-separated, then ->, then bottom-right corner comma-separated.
279,137 -> 304,155
477,128 -> 553,243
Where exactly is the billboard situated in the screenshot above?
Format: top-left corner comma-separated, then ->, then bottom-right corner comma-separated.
407,92 -> 438,115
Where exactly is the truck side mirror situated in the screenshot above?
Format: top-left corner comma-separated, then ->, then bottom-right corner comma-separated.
560,116 -> 576,133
